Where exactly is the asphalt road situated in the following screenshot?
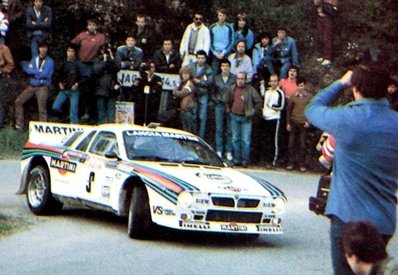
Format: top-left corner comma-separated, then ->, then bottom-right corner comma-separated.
0,160 -> 397,275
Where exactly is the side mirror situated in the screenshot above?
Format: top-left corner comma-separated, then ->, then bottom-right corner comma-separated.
105,150 -> 121,161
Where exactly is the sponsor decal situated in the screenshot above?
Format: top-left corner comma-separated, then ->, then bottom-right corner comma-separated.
195,198 -> 210,204
126,130 -> 198,141
152,206 -> 176,216
256,225 -> 281,232
179,221 -> 210,230
33,124 -> 84,136
50,157 -> 77,175
195,173 -> 232,184
224,186 -> 241,193
220,224 -> 248,232
101,185 -> 111,202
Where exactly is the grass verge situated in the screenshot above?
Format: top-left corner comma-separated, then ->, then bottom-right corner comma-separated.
0,126 -> 28,159
0,213 -> 30,238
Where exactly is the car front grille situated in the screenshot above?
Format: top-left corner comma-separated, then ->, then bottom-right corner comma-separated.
205,210 -> 262,223
211,196 -> 260,209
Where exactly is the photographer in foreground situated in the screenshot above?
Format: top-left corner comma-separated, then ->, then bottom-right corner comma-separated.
305,64 -> 398,275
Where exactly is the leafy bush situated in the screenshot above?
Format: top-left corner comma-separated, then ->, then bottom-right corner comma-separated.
0,127 -> 27,158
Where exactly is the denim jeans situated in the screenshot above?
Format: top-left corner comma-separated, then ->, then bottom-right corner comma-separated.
230,112 -> 252,164
214,103 -> 232,154
97,96 -> 116,124
193,94 -> 208,139
52,89 -> 80,124
279,61 -> 292,79
30,34 -> 43,57
330,216 -> 356,275
180,110 -> 195,133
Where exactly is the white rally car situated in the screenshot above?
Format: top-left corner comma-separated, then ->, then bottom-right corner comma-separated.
18,122 -> 287,239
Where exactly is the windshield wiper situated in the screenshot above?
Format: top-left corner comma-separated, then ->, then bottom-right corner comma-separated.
178,159 -> 210,165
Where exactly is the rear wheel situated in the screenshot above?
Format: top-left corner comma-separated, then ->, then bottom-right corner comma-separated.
26,165 -> 63,215
127,184 -> 154,239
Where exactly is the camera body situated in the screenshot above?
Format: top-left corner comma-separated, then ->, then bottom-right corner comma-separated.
309,174 -> 331,215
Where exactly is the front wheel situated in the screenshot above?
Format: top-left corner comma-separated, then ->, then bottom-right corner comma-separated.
26,165 -> 63,215
127,184 -> 154,239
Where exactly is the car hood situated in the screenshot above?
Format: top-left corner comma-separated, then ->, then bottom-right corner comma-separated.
131,161 -> 283,198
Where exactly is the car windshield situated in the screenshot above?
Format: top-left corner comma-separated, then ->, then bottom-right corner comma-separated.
123,130 -> 224,167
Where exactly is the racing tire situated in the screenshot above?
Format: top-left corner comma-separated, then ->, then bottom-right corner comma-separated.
26,165 -> 63,215
127,184 -> 154,239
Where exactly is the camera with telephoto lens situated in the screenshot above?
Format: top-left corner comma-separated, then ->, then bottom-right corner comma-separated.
309,174 -> 331,215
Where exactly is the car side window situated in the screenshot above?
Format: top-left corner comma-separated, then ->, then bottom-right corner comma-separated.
89,131 -> 118,156
75,131 -> 96,152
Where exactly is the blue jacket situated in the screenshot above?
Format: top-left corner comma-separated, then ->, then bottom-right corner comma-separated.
22,55 -> 54,87
252,42 -> 274,74
305,81 -> 398,235
209,23 -> 234,56
272,36 -> 299,66
233,28 -> 255,51
115,46 -> 143,70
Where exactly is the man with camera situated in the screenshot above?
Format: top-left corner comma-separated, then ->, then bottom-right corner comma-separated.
305,65 -> 398,275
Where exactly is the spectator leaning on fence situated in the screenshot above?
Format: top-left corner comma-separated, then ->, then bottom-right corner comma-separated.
15,41 -> 54,130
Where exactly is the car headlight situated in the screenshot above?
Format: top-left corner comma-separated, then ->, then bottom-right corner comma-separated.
178,191 -> 194,208
272,197 -> 286,214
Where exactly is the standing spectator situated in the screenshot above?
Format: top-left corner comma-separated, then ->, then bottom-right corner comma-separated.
190,50 -> 213,139
260,73 -> 286,168
179,11 -> 210,67
0,4 -> 9,44
252,32 -> 274,83
209,8 -> 234,74
93,44 -> 118,124
51,44 -> 87,124
115,34 -> 143,71
153,38 -> 181,74
0,43 -> 14,129
15,41 -> 54,130
173,66 -> 195,133
26,0 -> 52,58
71,18 -> 106,121
115,33 -> 143,102
132,14 -> 156,60
270,27 -> 299,79
314,0 -> 336,67
285,77 -> 312,172
232,12 -> 255,54
228,40 -> 254,82
228,72 -> 262,167
133,60 -> 163,125
305,65 -> 398,275
212,59 -> 236,161
342,221 -> 398,275
279,65 -> 298,98
387,77 -> 398,111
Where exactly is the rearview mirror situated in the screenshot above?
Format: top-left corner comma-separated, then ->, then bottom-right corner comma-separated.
105,150 -> 121,160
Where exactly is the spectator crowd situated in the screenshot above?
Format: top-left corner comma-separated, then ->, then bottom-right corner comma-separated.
0,0 -> 397,172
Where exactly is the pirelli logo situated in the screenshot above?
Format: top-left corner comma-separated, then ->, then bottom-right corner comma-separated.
50,158 -> 77,173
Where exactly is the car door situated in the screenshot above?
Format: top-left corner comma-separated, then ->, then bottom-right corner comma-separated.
76,131 -> 120,206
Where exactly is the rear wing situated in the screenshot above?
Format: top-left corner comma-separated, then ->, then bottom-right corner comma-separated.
28,121 -> 94,146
